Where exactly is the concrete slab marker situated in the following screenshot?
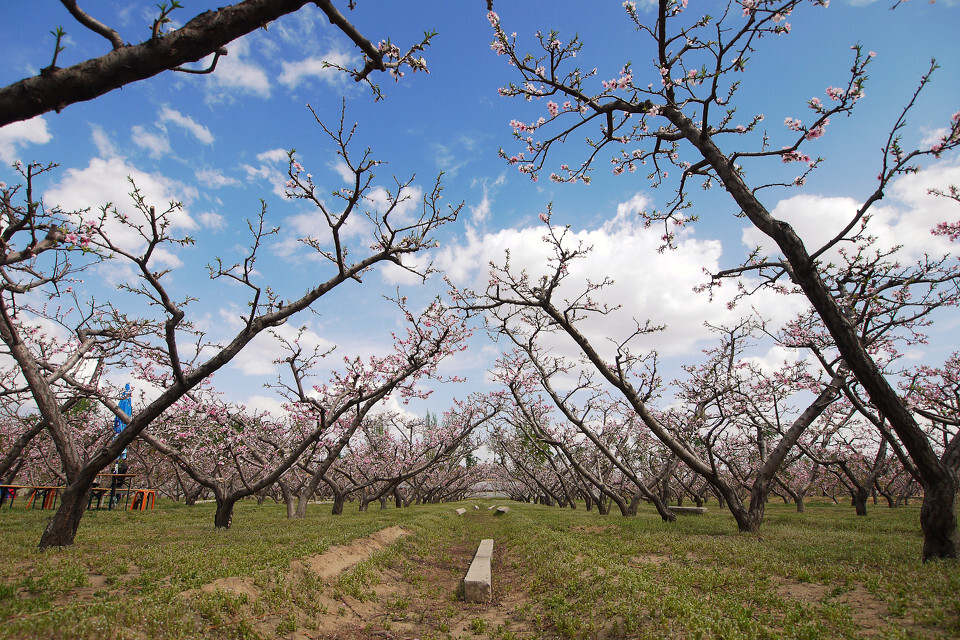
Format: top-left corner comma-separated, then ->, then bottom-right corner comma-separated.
463,538 -> 494,603
669,506 -> 706,515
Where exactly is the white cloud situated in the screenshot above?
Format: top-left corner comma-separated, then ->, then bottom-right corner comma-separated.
158,107 -> 214,144
91,126 -> 118,157
738,344 -> 805,376
207,37 -> 271,99
241,147 -> 289,197
437,196 -> 805,363
197,211 -> 226,230
131,124 -> 171,158
44,141 -> 198,269
0,116 -> 51,163
229,319 -> 336,377
470,189 -> 492,225
278,51 -> 355,88
243,394 -> 287,417
742,158 -> 960,264
431,135 -> 480,175
196,168 -> 240,189
257,148 -> 288,164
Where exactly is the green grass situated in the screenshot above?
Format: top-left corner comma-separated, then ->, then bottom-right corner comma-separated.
0,498 -> 957,639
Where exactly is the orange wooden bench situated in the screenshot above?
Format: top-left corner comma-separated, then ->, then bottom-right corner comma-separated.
129,489 -> 155,511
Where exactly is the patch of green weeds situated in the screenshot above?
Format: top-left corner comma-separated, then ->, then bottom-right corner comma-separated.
470,617 -> 487,634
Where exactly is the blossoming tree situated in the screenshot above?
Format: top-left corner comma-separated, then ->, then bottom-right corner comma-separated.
486,0 -> 960,560
0,108 -> 462,548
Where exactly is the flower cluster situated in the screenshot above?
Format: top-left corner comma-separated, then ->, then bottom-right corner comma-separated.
781,149 -> 812,164
602,67 -> 633,91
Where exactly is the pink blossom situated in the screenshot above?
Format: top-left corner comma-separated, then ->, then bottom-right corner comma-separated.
781,148 -> 811,163
784,117 -> 803,131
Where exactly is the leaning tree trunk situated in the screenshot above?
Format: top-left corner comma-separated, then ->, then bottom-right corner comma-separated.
669,105 -> 960,560
38,483 -> 91,548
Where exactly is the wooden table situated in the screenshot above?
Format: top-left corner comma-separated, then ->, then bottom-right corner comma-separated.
91,474 -> 138,510
0,484 -> 61,509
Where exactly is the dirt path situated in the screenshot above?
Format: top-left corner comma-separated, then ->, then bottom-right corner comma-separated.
188,522 -> 544,640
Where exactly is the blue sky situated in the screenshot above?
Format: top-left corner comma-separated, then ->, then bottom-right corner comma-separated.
2,0 -> 959,420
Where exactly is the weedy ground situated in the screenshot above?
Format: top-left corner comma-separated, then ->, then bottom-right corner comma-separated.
0,498 -> 958,639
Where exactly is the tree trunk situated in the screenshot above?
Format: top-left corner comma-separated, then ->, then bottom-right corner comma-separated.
920,478 -> 960,561
279,482 -> 296,519
596,496 -> 609,515
851,488 -> 869,517
38,484 -> 90,549
214,497 -> 237,529
331,492 -> 346,515
669,106 -> 960,561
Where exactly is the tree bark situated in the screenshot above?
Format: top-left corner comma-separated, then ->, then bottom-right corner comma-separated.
214,496 -> 238,529
37,483 -> 91,548
666,106 -> 960,560
0,0 -> 388,127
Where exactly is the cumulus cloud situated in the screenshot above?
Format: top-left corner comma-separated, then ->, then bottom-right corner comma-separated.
241,147 -> 289,197
196,211 -> 226,230
227,317 -> 336,377
436,193 -> 806,364
274,175 -> 423,266
0,116 -> 51,163
278,51 -> 355,88
131,124 -> 171,158
206,37 -> 271,99
242,394 -> 287,418
196,168 -> 240,189
130,108 -> 214,158
470,188 -> 493,225
742,158 -> 960,264
44,134 -> 199,271
158,107 -> 214,144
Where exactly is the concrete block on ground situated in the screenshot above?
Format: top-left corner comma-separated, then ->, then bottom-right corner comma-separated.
463,538 -> 494,603
487,505 -> 496,510
494,506 -> 510,516
669,506 -> 706,515
455,508 -> 467,515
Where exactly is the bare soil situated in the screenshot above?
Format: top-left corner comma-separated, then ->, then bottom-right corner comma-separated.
186,525 -> 546,640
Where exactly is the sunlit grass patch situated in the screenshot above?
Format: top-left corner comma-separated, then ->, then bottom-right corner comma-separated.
0,499 -> 958,639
